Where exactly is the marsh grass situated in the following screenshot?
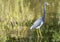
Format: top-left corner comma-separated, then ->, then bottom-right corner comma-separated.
0,0 -> 60,42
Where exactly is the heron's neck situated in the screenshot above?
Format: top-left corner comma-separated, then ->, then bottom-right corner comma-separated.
42,4 -> 46,21
44,4 -> 46,14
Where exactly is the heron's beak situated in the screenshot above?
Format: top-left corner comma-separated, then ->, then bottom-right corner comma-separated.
47,3 -> 50,5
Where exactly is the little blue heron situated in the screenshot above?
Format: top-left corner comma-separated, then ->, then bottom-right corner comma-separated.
30,2 -> 49,37
30,2 -> 49,29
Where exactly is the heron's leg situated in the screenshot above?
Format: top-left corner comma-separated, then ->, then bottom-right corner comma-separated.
36,29 -> 39,37
36,27 -> 42,38
38,29 -> 43,42
36,29 -> 42,38
38,29 -> 43,38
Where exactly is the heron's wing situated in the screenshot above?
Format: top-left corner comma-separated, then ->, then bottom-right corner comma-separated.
30,18 -> 42,29
33,19 -> 42,25
36,21 -> 43,29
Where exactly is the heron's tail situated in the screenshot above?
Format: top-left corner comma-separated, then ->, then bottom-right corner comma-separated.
30,26 -> 33,30
30,26 -> 32,30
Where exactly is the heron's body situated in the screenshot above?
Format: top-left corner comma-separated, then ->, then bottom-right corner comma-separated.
30,17 -> 43,29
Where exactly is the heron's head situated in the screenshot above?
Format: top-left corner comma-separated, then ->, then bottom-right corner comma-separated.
44,2 -> 50,5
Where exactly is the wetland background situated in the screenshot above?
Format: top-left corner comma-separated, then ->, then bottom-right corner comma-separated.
0,0 -> 60,42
